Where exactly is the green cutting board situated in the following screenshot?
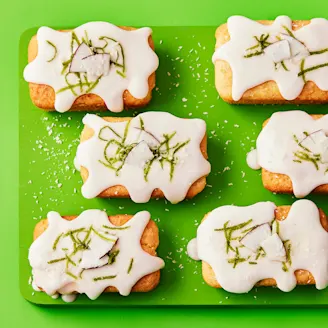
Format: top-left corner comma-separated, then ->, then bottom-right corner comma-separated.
19,26 -> 328,306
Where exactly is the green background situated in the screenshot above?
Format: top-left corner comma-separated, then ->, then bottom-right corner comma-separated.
3,0 -> 328,326
18,25 -> 328,306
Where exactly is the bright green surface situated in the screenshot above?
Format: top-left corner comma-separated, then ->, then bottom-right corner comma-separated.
19,25 -> 328,306
2,0 -> 328,326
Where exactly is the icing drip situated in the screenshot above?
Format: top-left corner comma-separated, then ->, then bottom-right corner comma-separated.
248,111 -> 328,197
246,149 -> 260,170
61,294 -> 77,303
28,210 -> 164,301
213,16 -> 328,101
187,238 -> 199,261
189,200 -> 328,293
32,280 -> 41,292
74,112 -> 211,204
23,22 -> 159,113
74,156 -> 81,171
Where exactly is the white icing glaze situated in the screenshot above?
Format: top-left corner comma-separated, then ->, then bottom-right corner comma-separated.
187,238 -> 199,261
74,156 -> 81,171
23,22 -> 158,113
249,111 -> 328,197
246,149 -> 260,170
190,200 -> 328,293
61,294 -> 77,303
74,112 -> 211,204
29,210 -> 164,301
213,16 -> 328,101
32,280 -> 41,292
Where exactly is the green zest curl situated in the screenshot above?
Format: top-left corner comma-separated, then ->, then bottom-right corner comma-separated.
127,258 -> 134,274
310,48 -> 328,55
108,250 -> 120,265
282,240 -> 292,272
292,131 -> 328,172
281,61 -> 289,71
52,233 -> 63,250
48,257 -> 66,264
59,31 -> 126,96
66,271 -> 78,280
93,275 -> 117,281
91,226 -> 117,242
282,25 -> 296,38
47,224 -> 117,279
255,247 -> 266,261
215,219 -> 256,268
46,40 -> 57,62
98,118 -> 190,182
242,24 -> 328,80
244,34 -> 271,58
103,225 -> 130,230
298,63 -> 328,79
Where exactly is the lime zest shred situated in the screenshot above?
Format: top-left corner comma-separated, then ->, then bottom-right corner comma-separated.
127,258 -> 134,274
93,275 -> 117,281
46,40 -> 57,62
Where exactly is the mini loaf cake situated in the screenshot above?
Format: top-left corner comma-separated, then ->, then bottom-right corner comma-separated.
187,200 -> 328,293
213,16 -> 328,104
23,22 -> 158,113
74,112 -> 211,204
29,210 -> 165,302
247,111 -> 328,198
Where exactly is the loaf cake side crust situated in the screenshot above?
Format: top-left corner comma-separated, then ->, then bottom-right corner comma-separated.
27,26 -> 156,111
202,206 -> 328,288
34,214 -> 161,293
261,114 -> 328,194
79,117 -> 208,199
214,20 -> 328,104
